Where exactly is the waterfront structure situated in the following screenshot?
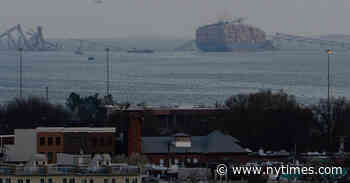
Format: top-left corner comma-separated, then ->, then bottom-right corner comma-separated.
6,127 -> 116,164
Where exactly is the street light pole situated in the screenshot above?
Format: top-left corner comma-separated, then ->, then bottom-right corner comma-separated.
18,48 -> 23,98
326,49 -> 333,148
105,48 -> 110,96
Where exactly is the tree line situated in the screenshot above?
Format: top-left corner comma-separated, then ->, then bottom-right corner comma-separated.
0,90 -> 349,152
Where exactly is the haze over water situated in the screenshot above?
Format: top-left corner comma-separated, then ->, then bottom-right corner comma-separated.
0,49 -> 348,106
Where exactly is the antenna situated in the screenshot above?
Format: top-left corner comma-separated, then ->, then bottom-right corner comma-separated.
18,47 -> 23,98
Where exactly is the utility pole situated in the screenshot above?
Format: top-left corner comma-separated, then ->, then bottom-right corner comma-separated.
326,49 -> 333,148
105,48 -> 110,96
46,86 -> 49,101
18,47 -> 23,98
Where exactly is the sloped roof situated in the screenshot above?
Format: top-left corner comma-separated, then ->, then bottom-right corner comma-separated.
142,130 -> 246,154
205,130 -> 244,153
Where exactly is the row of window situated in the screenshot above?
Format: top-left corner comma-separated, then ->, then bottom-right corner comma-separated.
39,136 -> 113,147
0,179 -> 31,183
39,136 -> 61,146
0,178 -> 138,183
0,178 -> 13,183
159,158 -> 199,166
90,136 -> 113,146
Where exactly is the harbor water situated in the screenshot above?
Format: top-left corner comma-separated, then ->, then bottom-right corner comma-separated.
0,50 -> 349,106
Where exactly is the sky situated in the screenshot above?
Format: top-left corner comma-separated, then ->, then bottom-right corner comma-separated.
0,0 -> 349,39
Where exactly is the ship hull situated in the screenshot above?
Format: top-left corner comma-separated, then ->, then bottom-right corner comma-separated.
196,40 -> 275,52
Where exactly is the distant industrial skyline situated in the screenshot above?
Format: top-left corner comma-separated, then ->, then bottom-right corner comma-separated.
0,0 -> 349,38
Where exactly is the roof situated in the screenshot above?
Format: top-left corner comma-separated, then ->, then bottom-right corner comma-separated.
142,130 -> 246,154
106,104 -> 223,111
36,127 -> 116,133
172,133 -> 190,137
26,154 -> 47,166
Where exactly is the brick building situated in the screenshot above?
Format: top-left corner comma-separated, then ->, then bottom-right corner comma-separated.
108,106 -> 249,166
108,105 -> 225,156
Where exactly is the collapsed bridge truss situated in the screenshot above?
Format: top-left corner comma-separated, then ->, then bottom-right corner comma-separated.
0,24 -> 60,51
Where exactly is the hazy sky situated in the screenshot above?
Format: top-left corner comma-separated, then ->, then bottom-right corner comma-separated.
1,0 -> 349,38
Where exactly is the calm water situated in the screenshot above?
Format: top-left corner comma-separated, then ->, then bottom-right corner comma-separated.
0,50 -> 349,106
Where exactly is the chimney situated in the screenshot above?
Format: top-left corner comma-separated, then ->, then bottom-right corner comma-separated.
128,112 -> 142,156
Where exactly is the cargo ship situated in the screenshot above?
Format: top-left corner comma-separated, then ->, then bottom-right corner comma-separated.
196,18 -> 275,52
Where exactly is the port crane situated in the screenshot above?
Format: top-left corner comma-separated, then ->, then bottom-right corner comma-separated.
0,24 -> 60,51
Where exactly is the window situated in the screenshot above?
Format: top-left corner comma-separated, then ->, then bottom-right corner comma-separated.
159,159 -> 164,167
103,179 -> 108,183
48,137 -> 53,145
48,179 -> 53,183
26,180 -> 30,183
111,179 -> 115,183
5,179 -> 11,183
0,179 -> 3,183
40,179 -> 45,183
132,179 -> 138,183
40,137 -> 45,146
47,152 -> 53,162
17,180 -> 23,183
80,180 -> 87,183
89,180 -> 94,183
62,178 -> 67,183
69,179 -> 75,183
193,158 -> 198,163
56,137 -> 61,145
125,179 -> 129,183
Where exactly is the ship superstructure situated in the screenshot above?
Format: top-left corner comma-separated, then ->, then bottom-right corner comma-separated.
196,18 -> 275,52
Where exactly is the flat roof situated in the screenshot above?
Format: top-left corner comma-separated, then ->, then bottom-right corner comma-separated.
0,135 -> 15,138
105,105 -> 223,111
36,127 -> 116,133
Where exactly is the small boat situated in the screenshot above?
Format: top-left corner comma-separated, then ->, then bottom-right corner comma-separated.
74,49 -> 84,55
127,48 -> 154,53
88,57 -> 95,61
74,40 -> 84,55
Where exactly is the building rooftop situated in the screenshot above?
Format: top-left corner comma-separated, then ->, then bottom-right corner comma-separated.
142,130 -> 246,154
0,164 -> 140,176
35,127 -> 116,133
105,104 -> 223,111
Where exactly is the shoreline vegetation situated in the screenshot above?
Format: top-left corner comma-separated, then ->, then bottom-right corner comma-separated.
0,90 -> 350,152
